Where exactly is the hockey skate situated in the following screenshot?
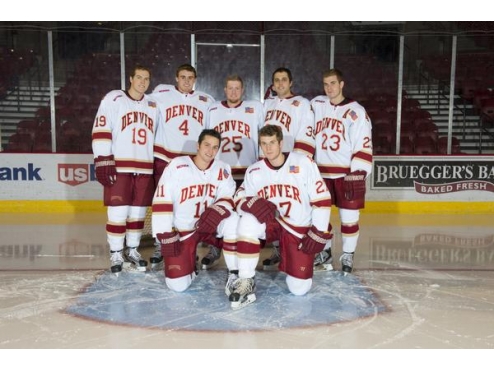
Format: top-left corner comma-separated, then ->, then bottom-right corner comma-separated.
110,249 -> 124,274
225,270 -> 239,296
201,245 -> 221,270
262,244 -> 280,271
340,252 -> 354,275
229,277 -> 256,310
123,247 -> 148,272
313,249 -> 333,272
149,241 -> 164,271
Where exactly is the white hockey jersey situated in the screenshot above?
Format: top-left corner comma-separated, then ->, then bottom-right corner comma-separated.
92,90 -> 160,174
152,155 -> 236,236
311,96 -> 373,179
237,152 -> 331,237
263,95 -> 315,157
207,100 -> 264,180
151,84 -> 215,162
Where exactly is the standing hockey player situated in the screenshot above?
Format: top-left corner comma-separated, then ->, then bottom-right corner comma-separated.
92,64 -> 160,274
262,67 -> 315,270
149,64 -> 215,268
152,129 -> 239,293
231,125 -> 331,309
203,75 -> 264,269
311,68 -> 373,274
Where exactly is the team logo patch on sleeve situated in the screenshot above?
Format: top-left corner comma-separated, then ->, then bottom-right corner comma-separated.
218,168 -> 230,180
291,100 -> 300,107
289,165 -> 300,173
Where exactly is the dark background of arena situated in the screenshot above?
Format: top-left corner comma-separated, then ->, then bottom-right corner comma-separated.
1,21 -> 493,155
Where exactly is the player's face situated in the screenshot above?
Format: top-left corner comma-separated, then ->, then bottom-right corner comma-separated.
129,69 -> 150,97
224,80 -> 243,105
176,70 -> 196,94
323,75 -> 344,103
260,134 -> 283,165
196,135 -> 220,166
272,72 -> 293,99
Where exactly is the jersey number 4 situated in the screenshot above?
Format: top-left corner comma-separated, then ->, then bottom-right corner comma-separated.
179,120 -> 189,135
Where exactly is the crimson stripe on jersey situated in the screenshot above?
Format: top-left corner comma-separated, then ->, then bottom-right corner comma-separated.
153,145 -> 186,161
92,132 -> 112,140
278,218 -> 310,236
318,165 -> 350,176
294,141 -> 315,157
352,150 -> 373,164
152,203 -> 173,213
310,198 -> 332,209
116,160 -> 153,170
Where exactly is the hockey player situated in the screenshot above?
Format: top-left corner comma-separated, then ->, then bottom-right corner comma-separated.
152,129 -> 239,293
262,67 -> 315,270
202,75 -> 264,270
149,64 -> 215,268
92,64 -> 160,274
231,125 -> 331,309
310,68 -> 373,274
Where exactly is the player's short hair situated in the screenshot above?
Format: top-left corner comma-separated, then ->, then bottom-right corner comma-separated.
272,67 -> 292,83
198,129 -> 222,145
323,68 -> 344,83
130,64 -> 151,79
259,124 -> 283,143
225,74 -> 243,88
176,64 -> 197,78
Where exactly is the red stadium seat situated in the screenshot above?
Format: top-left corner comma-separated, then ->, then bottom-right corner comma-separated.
480,98 -> 494,120
414,136 -> 437,155
4,133 -> 33,153
437,136 -> 461,154
399,136 -> 414,154
416,121 -> 439,142
16,119 -> 39,140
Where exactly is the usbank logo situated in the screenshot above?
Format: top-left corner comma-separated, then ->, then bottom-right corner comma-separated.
58,164 -> 96,186
0,163 -> 42,181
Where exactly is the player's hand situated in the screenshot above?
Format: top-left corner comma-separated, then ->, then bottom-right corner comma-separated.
298,225 -> 332,255
343,170 -> 367,201
157,231 -> 181,257
195,204 -> 231,235
240,196 -> 277,224
94,155 -> 116,187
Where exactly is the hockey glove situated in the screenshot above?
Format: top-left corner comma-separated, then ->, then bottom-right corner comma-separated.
196,204 -> 231,235
343,170 -> 367,201
94,155 -> 117,187
157,231 -> 181,257
240,196 -> 277,224
298,225 -> 332,255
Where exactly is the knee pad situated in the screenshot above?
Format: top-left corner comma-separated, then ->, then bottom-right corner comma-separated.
339,208 -> 360,224
286,275 -> 312,296
165,274 -> 193,292
128,206 -> 147,220
238,213 -> 266,240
